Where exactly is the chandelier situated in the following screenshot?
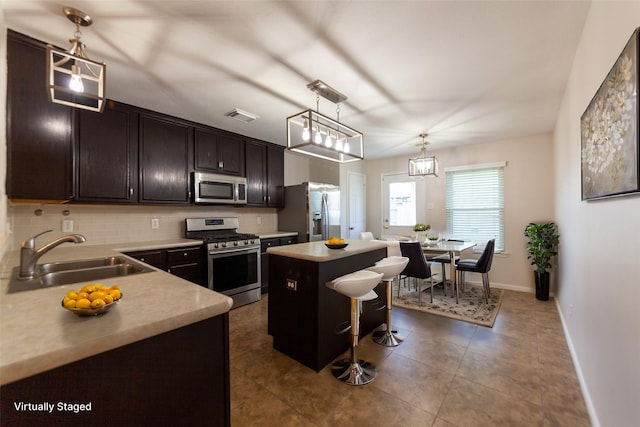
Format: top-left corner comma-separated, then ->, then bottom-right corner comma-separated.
408,133 -> 438,177
287,80 -> 363,163
47,7 -> 106,112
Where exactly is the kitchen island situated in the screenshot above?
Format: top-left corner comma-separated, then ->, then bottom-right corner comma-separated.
267,240 -> 388,371
0,240 -> 232,426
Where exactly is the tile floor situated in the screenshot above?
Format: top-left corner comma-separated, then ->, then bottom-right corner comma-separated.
229,289 -> 591,426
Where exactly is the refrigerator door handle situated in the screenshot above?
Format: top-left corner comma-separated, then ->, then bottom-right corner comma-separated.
322,192 -> 329,239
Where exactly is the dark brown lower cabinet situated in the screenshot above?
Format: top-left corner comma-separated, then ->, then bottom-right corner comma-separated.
125,246 -> 206,287
0,314 -> 230,427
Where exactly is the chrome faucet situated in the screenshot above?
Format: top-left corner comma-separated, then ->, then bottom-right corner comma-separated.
19,230 -> 87,280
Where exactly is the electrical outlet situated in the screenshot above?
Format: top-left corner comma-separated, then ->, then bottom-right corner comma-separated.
62,219 -> 74,232
286,279 -> 297,291
151,218 -> 160,229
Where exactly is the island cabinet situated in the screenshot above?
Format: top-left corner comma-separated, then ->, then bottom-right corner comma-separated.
75,100 -> 139,203
139,113 -> 193,204
6,30 -> 74,201
0,314 -> 231,427
245,140 -> 284,208
195,127 -> 245,176
267,241 -> 387,372
260,235 -> 298,294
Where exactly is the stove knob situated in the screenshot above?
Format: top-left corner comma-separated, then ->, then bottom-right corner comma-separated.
222,242 -> 227,248
244,240 -> 249,245
214,243 -> 219,249
234,241 -> 239,246
251,239 -> 256,244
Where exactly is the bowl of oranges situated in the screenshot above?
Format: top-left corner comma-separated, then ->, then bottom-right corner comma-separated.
325,237 -> 348,250
61,284 -> 122,316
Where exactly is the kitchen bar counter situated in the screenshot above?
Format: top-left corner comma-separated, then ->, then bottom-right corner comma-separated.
256,230 -> 298,239
266,239 -> 388,262
0,239 -> 232,386
267,240 -> 388,371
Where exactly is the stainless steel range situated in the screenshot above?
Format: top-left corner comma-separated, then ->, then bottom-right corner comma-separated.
185,217 -> 260,308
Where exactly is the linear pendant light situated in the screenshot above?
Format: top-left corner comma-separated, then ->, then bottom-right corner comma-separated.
286,80 -> 363,163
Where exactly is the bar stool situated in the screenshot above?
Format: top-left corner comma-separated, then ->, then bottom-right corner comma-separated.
367,256 -> 409,347
326,269 -> 384,386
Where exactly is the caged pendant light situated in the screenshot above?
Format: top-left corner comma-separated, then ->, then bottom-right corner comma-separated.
408,133 -> 438,177
287,80 -> 364,163
47,7 -> 106,112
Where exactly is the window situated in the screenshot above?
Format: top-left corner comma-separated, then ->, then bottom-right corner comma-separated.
445,163 -> 505,251
388,181 -> 416,226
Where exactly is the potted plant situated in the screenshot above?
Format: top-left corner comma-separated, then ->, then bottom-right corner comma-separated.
524,222 -> 560,301
413,223 -> 430,242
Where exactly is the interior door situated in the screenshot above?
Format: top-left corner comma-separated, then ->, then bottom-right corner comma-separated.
347,172 -> 366,240
382,173 -> 417,238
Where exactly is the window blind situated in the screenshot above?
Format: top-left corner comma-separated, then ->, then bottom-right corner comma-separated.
445,166 -> 504,251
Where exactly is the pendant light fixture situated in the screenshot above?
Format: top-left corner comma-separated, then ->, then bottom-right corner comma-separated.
408,133 -> 438,177
286,80 -> 364,163
47,7 -> 106,112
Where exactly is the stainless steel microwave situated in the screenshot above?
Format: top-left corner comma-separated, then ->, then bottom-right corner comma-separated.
192,172 -> 247,205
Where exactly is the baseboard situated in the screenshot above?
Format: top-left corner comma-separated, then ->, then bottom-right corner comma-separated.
555,299 -> 599,427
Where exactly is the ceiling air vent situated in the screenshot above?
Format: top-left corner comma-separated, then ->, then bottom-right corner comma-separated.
224,108 -> 259,123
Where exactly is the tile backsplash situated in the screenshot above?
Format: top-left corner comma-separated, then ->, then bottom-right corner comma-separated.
7,203 -> 279,251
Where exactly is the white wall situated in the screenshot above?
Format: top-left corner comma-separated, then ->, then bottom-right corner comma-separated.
554,3 -> 640,426
363,134 -> 555,292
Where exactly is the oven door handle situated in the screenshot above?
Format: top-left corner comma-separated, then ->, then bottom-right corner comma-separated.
209,247 -> 259,256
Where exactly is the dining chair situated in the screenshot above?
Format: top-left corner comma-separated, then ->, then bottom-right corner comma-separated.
359,231 -> 374,240
429,253 -> 460,296
456,239 -> 495,303
399,241 -> 435,303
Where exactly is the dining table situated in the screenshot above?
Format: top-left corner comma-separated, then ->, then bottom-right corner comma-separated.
420,240 -> 477,303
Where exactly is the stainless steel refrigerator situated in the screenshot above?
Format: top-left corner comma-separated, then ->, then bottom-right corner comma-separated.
277,182 -> 341,242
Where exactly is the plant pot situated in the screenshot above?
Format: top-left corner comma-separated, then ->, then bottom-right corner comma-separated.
535,271 -> 550,301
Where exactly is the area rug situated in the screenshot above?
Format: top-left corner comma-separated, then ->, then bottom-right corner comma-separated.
392,283 -> 503,327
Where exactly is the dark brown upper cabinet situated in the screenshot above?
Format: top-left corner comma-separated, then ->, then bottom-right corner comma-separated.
6,30 -> 74,201
245,139 -> 284,208
194,127 -> 245,176
139,113 -> 193,205
75,101 -> 138,203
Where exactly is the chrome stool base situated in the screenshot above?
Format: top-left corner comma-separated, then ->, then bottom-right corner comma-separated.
331,359 -> 377,385
372,328 -> 403,347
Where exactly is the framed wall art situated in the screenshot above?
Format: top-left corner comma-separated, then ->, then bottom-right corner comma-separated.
581,27 -> 640,201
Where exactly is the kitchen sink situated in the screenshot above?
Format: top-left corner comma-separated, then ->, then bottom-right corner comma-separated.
38,256 -> 129,274
8,256 -> 154,293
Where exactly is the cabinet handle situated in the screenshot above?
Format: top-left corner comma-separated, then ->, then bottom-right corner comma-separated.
183,252 -> 188,257
218,161 -> 224,168
129,188 -> 134,196
140,258 -> 145,262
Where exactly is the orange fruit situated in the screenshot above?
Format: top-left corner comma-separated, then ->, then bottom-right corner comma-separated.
80,284 -> 96,294
103,294 -> 114,304
76,298 -> 91,309
107,289 -> 121,300
65,290 -> 78,300
88,291 -> 105,302
76,291 -> 89,301
63,298 -> 77,309
90,299 -> 105,308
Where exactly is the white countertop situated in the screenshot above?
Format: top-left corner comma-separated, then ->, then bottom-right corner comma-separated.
0,239 -> 233,386
266,240 -> 387,262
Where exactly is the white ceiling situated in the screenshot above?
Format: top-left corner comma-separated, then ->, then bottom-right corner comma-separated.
3,0 -> 590,159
